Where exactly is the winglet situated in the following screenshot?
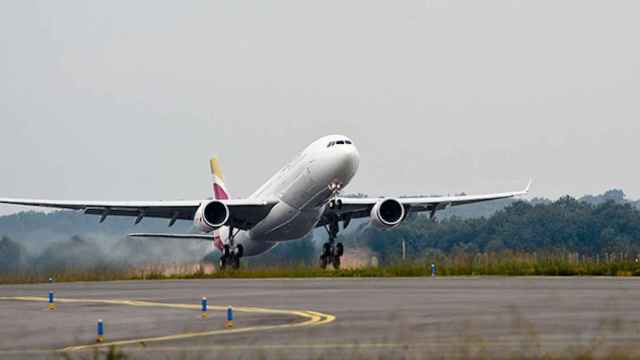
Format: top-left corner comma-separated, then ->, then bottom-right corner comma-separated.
523,178 -> 533,194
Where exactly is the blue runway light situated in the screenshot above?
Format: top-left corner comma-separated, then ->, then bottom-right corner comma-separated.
48,291 -> 55,310
96,319 -> 105,343
225,305 -> 234,328
201,297 -> 208,318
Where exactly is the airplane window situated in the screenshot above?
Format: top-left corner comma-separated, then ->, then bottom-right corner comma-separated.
345,140 -> 352,144
327,142 -> 335,148
337,141 -> 345,145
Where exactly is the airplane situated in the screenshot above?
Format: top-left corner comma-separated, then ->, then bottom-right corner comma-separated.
0,135 -> 531,270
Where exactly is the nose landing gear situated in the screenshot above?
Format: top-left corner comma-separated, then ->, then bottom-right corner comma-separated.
219,226 -> 243,271
320,215 -> 345,270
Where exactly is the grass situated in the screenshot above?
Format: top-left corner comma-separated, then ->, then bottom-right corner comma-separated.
3,252 -> 640,284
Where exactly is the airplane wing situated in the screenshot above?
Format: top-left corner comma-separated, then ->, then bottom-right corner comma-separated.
318,180 -> 532,226
127,233 -> 216,240
0,197 -> 277,230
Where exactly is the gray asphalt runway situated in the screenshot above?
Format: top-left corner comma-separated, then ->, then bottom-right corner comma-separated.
2,277 -> 640,359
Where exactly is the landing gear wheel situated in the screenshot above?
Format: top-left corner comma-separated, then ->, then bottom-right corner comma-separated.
219,226 -> 243,271
332,256 -> 341,270
319,215 -> 345,270
336,243 -> 344,257
219,253 -> 241,271
235,244 -> 244,258
231,255 -> 241,270
322,243 -> 331,257
320,242 -> 332,269
320,255 -> 329,269
319,241 -> 344,270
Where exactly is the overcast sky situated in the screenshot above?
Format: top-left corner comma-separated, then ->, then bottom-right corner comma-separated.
1,0 -> 639,215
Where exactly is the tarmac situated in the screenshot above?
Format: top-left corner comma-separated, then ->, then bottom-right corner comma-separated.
2,277 -> 640,359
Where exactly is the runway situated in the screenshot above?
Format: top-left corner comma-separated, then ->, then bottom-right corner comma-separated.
2,277 -> 640,359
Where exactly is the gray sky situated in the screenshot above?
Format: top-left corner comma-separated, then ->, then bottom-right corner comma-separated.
1,0 -> 639,216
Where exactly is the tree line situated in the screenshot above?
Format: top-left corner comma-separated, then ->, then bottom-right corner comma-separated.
352,196 -> 640,263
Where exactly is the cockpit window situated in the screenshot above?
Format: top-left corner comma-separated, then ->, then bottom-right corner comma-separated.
327,140 -> 353,148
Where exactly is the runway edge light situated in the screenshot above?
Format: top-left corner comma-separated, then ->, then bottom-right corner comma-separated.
48,291 -> 55,310
225,305 -> 234,328
201,297 -> 208,318
96,319 -> 104,343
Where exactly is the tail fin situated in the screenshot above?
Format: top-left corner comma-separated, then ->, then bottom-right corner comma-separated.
210,157 -> 230,200
209,157 -> 228,252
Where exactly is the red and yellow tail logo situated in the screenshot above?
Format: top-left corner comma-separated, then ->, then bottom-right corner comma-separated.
210,157 -> 229,200
210,157 -> 228,251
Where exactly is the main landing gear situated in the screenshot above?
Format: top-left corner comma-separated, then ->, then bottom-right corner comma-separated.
320,213 -> 349,270
219,226 -> 244,271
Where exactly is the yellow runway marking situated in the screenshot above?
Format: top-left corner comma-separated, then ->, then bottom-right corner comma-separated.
0,296 -> 335,352
0,343 -> 412,356
88,343 -> 412,352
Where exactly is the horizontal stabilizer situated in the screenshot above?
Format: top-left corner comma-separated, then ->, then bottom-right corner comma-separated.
128,233 -> 214,241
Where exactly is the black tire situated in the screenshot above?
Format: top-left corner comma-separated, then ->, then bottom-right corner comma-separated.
320,255 -> 328,269
336,199 -> 343,209
235,244 -> 244,258
219,256 -> 227,271
336,243 -> 344,257
332,256 -> 341,270
322,243 -> 331,257
231,255 -> 241,270
223,244 -> 231,257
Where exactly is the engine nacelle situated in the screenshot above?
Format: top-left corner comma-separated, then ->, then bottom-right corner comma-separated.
370,198 -> 406,229
194,200 -> 230,232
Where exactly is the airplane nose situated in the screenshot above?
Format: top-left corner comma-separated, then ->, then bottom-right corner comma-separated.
311,144 -> 360,188
337,145 -> 360,179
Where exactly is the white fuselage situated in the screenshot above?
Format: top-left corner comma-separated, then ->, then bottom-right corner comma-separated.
228,135 -> 360,256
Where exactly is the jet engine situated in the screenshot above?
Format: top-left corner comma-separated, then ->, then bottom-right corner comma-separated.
370,198 -> 406,229
194,200 -> 230,232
